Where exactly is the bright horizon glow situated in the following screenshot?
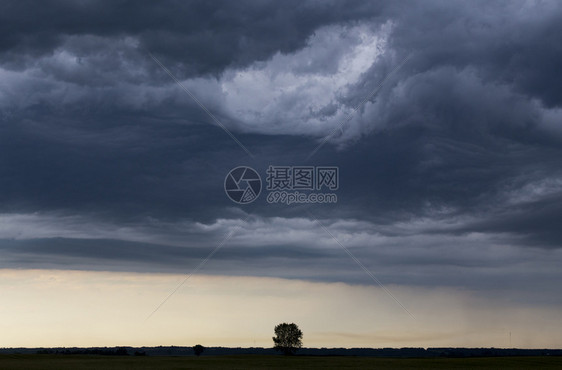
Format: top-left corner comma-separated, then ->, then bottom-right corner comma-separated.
1,269 -> 560,349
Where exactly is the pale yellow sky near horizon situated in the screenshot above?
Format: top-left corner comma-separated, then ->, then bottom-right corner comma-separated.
0,269 -> 560,349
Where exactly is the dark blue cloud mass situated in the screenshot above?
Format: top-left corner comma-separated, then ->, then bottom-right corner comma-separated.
0,0 -> 561,301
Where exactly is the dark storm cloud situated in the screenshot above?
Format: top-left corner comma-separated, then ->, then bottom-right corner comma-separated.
0,0 -> 382,77
0,0 -> 562,298
389,0 -> 562,108
326,0 -> 562,250
2,215 -> 561,306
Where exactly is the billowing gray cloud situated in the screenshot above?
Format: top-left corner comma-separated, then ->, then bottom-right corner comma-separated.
0,0 -> 561,306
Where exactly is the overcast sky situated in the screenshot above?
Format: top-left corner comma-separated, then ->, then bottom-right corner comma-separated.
1,0 -> 562,348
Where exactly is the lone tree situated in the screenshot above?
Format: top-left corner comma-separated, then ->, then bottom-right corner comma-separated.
192,344 -> 205,356
272,322 -> 303,355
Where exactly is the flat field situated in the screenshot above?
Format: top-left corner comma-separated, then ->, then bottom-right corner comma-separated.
1,354 -> 561,369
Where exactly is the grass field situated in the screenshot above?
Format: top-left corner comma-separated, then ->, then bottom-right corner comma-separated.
1,354 -> 561,369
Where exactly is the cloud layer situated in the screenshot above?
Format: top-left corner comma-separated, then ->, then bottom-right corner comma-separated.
1,0 -> 562,316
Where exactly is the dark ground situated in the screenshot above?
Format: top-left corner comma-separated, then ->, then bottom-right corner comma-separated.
1,354 -> 562,370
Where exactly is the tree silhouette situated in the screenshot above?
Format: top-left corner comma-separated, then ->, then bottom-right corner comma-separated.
193,344 -> 205,356
272,322 -> 303,355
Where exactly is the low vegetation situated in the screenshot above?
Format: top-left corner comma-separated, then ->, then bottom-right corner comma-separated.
1,354 -> 562,370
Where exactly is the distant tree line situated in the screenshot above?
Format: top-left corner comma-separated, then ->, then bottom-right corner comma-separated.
36,347 -> 137,356
31,346 -> 562,357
